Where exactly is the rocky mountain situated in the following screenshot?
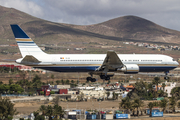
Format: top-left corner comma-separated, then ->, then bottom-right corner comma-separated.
71,16 -> 180,44
0,5 -> 180,45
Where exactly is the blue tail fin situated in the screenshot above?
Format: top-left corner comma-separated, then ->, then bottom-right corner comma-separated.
11,25 -> 29,38
10,24 -> 46,57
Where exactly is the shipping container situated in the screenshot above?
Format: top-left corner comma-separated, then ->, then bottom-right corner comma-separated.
45,89 -> 50,96
59,89 -> 68,94
96,114 -> 102,119
147,109 -> 160,115
102,114 -> 106,119
115,114 -> 129,119
68,111 -> 77,115
105,114 -> 113,119
68,115 -> 76,119
151,112 -> 163,117
86,114 -> 96,119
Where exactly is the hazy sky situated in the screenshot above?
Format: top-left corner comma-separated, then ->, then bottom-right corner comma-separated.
1,0 -> 180,31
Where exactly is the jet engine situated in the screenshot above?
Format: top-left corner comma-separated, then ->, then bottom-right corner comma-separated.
117,64 -> 139,74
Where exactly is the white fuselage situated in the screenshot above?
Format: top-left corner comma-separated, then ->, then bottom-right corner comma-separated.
17,54 -> 178,73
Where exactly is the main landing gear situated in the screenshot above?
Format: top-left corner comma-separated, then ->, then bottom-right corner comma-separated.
100,75 -> 110,80
86,75 -> 111,82
86,77 -> 97,82
86,73 -> 113,82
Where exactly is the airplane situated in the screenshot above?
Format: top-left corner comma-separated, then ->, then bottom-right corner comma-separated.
10,24 -> 179,82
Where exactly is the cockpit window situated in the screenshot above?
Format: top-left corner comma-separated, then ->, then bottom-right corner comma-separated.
173,59 -> 176,61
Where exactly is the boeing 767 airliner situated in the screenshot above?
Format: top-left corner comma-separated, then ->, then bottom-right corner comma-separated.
10,24 -> 179,82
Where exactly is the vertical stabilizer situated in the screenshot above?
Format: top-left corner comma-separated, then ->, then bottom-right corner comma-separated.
10,24 -> 46,57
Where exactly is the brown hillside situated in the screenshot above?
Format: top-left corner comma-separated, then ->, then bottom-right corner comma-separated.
0,5 -> 180,45
71,16 -> 180,43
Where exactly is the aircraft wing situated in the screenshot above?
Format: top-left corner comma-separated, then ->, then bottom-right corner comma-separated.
96,50 -> 124,73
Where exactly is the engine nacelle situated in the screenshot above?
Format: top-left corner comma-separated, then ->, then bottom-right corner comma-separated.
117,64 -> 139,74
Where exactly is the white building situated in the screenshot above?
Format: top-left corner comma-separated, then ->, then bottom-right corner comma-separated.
95,87 -> 104,91
77,86 -> 95,90
164,81 -> 176,97
155,81 -> 177,97
79,89 -> 105,99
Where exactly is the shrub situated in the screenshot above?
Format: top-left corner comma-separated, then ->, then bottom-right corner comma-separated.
40,91 -> 44,95
50,91 -> 55,94
29,92 -> 32,96
17,91 -> 21,94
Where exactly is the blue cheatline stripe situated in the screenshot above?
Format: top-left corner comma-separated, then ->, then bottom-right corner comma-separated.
19,45 -> 37,46
10,25 -> 30,38
32,66 -> 176,72
17,42 -> 34,43
139,66 -> 176,72
34,66 -> 99,72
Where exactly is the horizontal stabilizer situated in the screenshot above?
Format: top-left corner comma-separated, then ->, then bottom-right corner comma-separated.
21,55 -> 41,63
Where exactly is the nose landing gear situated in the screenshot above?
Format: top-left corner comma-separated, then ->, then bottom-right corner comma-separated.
164,76 -> 169,80
164,71 -> 169,80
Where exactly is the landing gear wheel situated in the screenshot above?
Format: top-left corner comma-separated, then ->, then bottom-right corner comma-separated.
100,75 -> 106,79
105,76 -> 110,81
91,78 -> 96,82
86,77 -> 96,82
100,75 -> 111,80
86,77 -> 92,82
